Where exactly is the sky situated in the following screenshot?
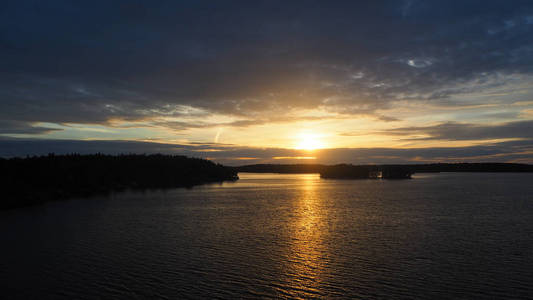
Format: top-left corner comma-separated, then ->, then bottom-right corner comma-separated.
1,0 -> 533,164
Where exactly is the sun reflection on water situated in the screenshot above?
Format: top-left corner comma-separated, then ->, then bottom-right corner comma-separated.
282,174 -> 330,297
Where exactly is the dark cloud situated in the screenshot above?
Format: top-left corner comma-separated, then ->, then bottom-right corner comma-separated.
1,0 -> 533,126
358,120 -> 533,141
0,120 -> 61,135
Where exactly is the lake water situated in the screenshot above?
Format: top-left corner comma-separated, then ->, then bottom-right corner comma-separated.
1,173 -> 533,299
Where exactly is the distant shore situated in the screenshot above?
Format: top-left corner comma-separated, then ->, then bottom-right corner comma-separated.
234,163 -> 533,179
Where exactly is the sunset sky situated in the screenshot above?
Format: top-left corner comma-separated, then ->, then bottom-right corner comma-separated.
1,1 -> 533,164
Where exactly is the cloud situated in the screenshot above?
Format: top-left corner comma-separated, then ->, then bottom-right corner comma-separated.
1,0 -> 533,129
0,120 -> 61,135
364,120 -> 533,141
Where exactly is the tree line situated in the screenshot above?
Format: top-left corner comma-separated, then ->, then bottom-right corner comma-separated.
0,154 -> 238,210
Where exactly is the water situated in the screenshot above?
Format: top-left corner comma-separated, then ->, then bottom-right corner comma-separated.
1,173 -> 532,299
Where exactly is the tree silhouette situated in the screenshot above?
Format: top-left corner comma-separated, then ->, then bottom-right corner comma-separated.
0,154 -> 238,210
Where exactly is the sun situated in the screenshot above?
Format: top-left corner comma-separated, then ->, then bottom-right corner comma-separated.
295,132 -> 324,150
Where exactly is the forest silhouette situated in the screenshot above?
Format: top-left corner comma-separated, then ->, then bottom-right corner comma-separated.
0,154 -> 238,210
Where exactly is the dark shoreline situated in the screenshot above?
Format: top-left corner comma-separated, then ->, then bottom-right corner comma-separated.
234,162 -> 533,174
2,156 -> 532,210
0,154 -> 238,210
234,162 -> 533,180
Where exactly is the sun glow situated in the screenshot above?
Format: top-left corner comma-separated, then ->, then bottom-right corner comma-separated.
295,132 -> 325,150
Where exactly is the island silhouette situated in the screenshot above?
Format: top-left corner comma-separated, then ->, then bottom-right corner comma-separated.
2,154 -> 532,210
